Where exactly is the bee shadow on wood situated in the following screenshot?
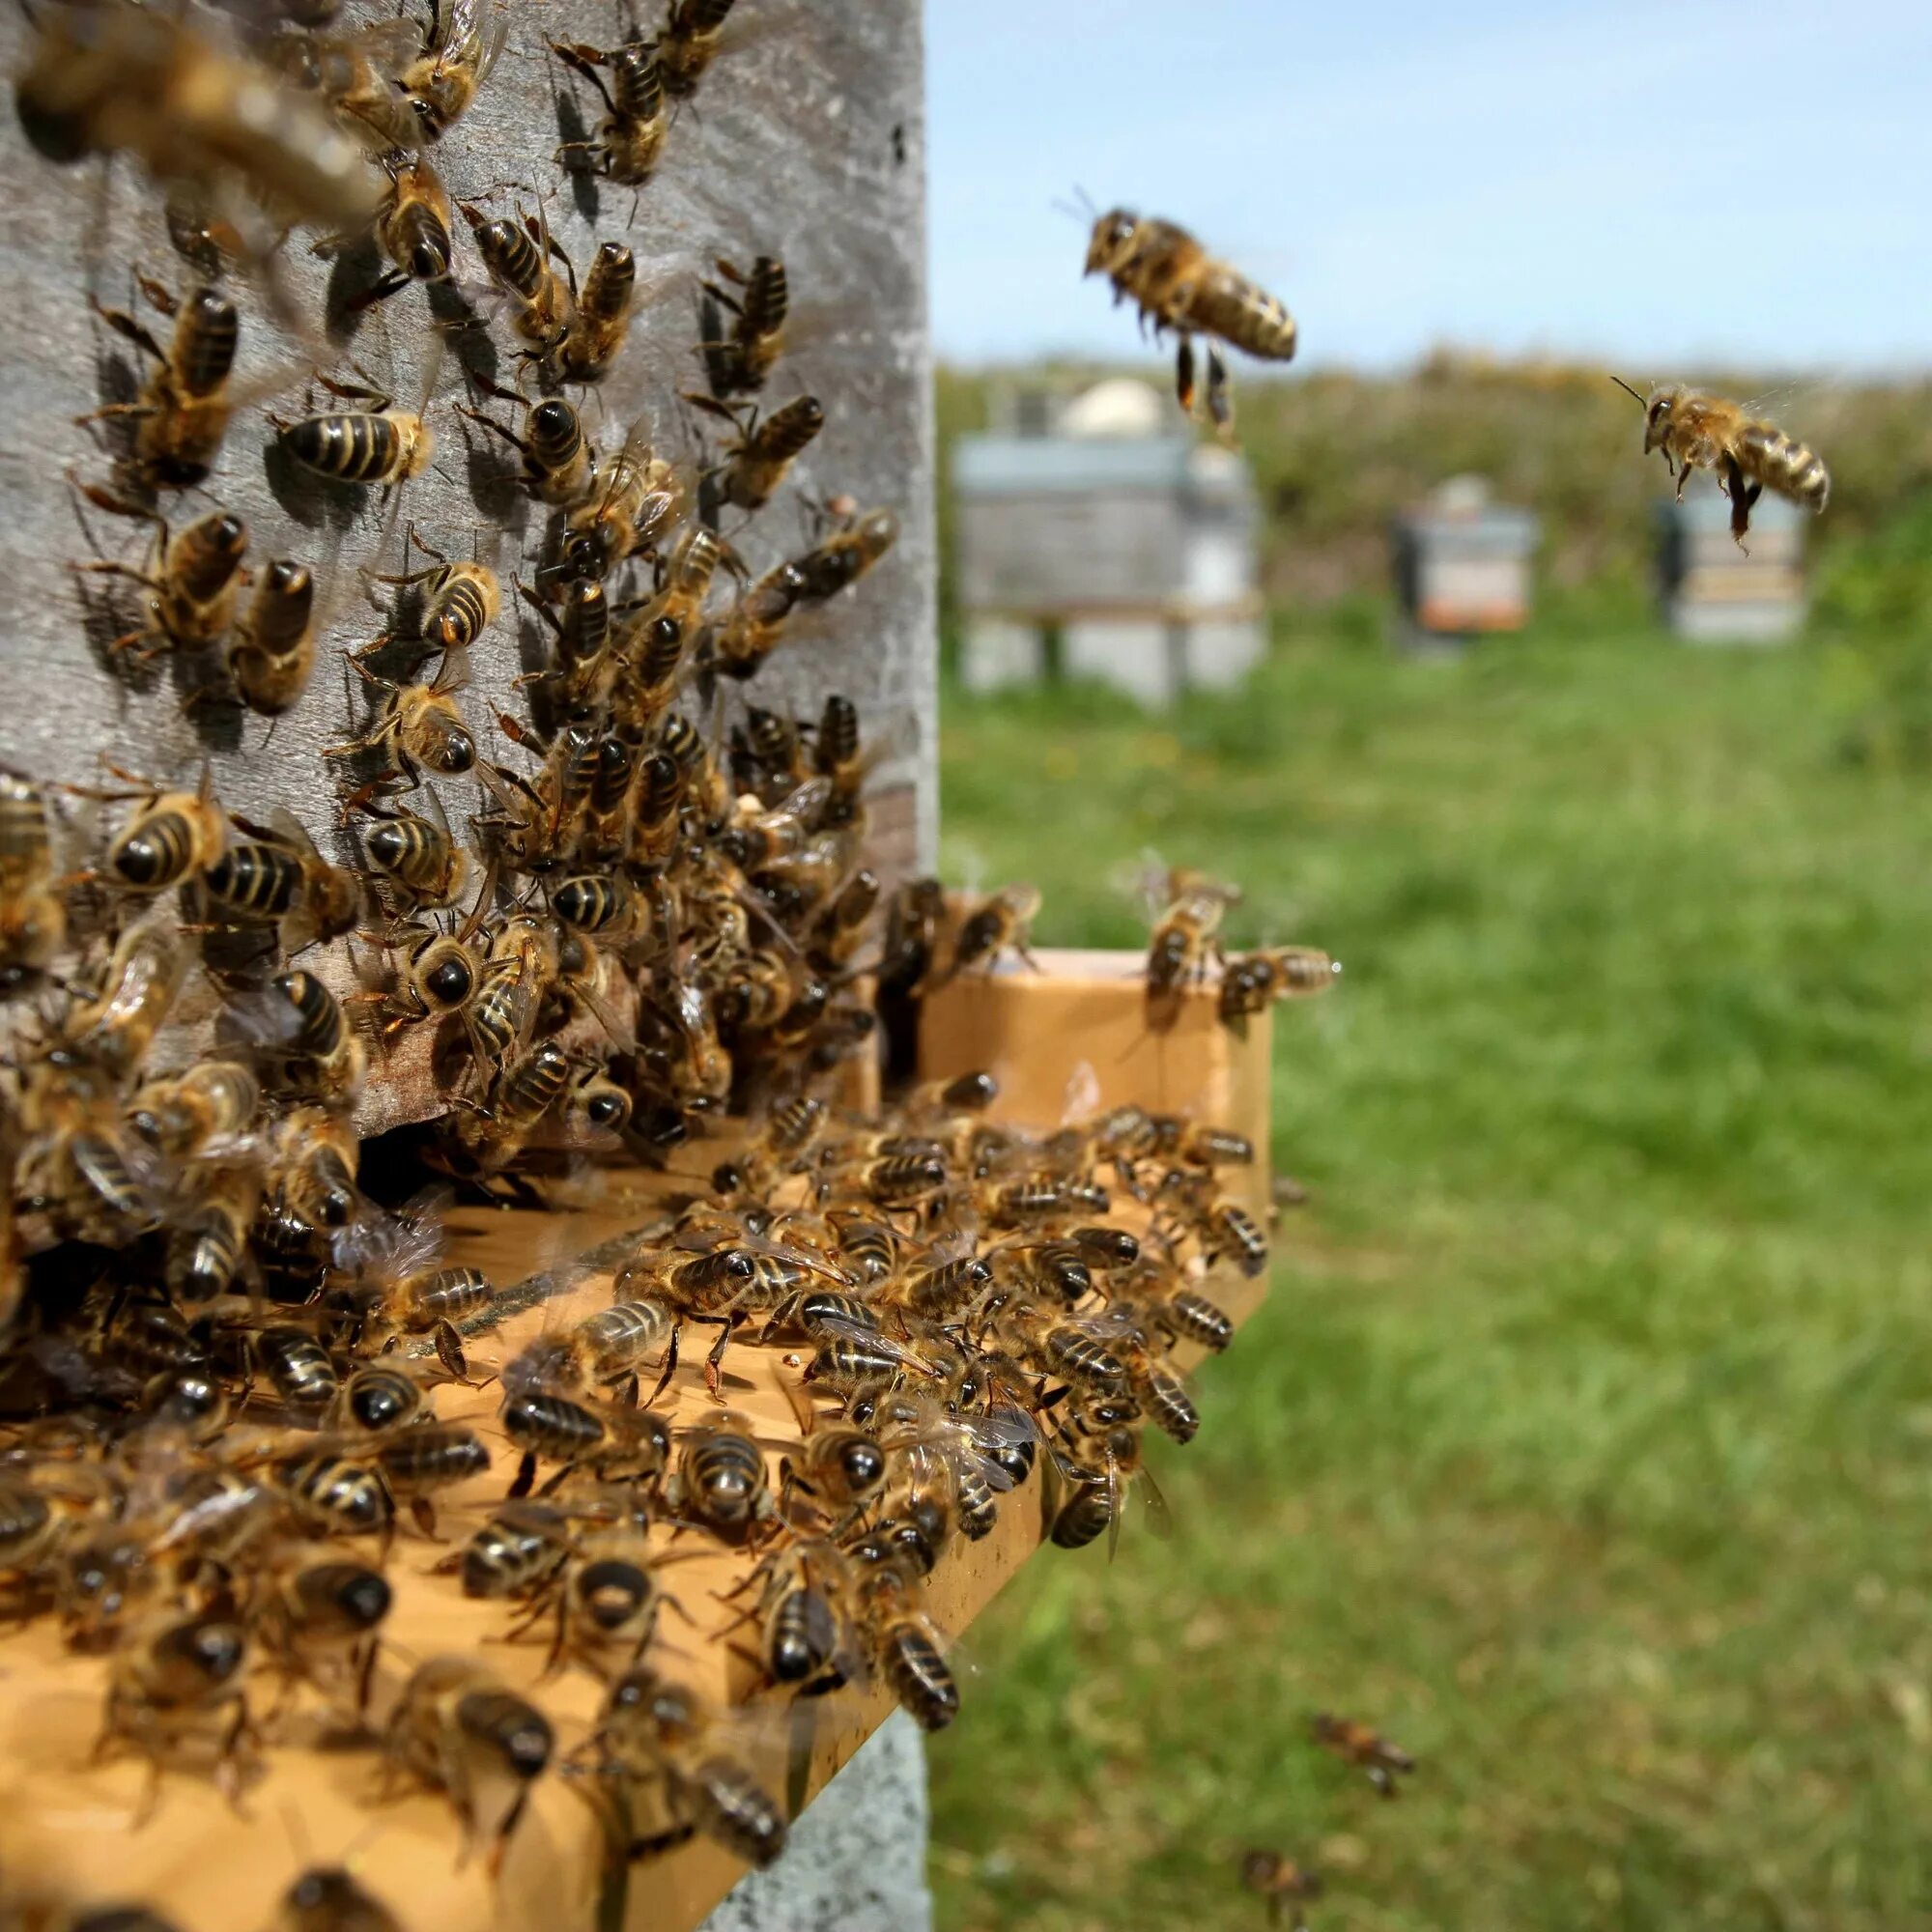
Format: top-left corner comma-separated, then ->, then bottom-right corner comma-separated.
553,89 -> 602,226
260,431 -> 377,536
320,235 -> 386,348
172,654 -> 244,758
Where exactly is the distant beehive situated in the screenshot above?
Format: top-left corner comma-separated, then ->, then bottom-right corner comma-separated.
1656,492 -> 1807,642
1391,475 -> 1539,646
952,381 -> 1264,706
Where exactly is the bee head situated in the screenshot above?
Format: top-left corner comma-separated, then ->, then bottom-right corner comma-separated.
1085,208 -> 1141,274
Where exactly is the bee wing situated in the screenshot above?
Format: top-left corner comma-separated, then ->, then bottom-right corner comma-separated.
810,1308 -> 933,1367
770,775 -> 834,826
1060,1060 -> 1103,1127
330,1185 -> 450,1279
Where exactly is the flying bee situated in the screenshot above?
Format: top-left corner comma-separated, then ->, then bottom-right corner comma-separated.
71,494 -> 247,663
550,37 -> 668,187
369,526 -> 500,667
349,150 -> 455,310
1082,206 -> 1298,429
265,1101 -> 360,1230
875,874 -> 945,1001
579,1663 -> 786,1869
201,805 -> 361,952
242,971 -> 367,1100
458,381 -> 594,507
56,921 -> 187,1076
17,5 -> 384,232
462,201 -> 574,356
396,0 -> 507,140
225,559 -> 321,717
0,769 -> 65,992
689,393 -> 825,516
1218,945 -> 1338,1026
1311,1711 -> 1417,1798
1146,872 -> 1239,1022
812,868 -> 879,973
326,656 -> 474,785
127,1059 -> 259,1157
382,1658 -> 551,1876
76,273 -> 238,489
353,792 -> 467,910
99,1610 -> 255,1820
557,420 -> 691,582
558,242 -> 638,384
658,0 -> 740,99
699,253 -> 787,396
273,371 -> 435,490
943,883 -> 1042,981
793,502 -> 897,604
165,1161 -> 262,1302
702,556 -> 808,681
1240,1851 -> 1323,1931
1613,377 -> 1831,546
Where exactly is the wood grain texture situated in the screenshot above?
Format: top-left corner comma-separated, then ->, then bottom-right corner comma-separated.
0,0 -> 937,1136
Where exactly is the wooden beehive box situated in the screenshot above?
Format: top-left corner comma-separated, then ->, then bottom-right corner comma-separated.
1656,492 -> 1807,643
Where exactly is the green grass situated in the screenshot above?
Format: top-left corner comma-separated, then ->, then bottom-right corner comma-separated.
925,607 -> 1932,1932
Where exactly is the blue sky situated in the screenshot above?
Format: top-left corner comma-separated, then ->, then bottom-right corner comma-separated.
925,0 -> 1932,374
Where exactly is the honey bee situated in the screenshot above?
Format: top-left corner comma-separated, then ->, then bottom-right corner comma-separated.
355,922 -> 477,1041
382,1658 -> 552,1875
690,393 -> 825,517
578,1664 -> 786,1869
1311,1711 -> 1416,1798
72,497 -> 248,663
1218,946 -> 1337,1027
1613,378 -> 1831,547
658,0 -> 740,99
1240,1851 -> 1323,1930
277,1864 -> 402,1932
0,770 -> 65,993
243,971 -> 367,1100
507,1507 -> 678,1680
847,1535 -> 958,1731
1146,872 -> 1238,1022
326,656 -> 475,785
943,883 -> 1041,981
1082,207 -> 1298,428
370,526 -> 500,666
353,794 -> 468,911
264,1101 -> 361,1231
699,253 -> 787,396
348,151 -> 455,310
1160,1175 -> 1266,1278
792,503 -> 897,603
255,1556 -> 392,1719
550,37 -> 668,187
1048,1393 -> 1172,1558
876,875 -> 945,1000
557,421 -> 691,582
99,1610 -> 256,1820
726,1537 -> 862,1694
17,5 -> 383,234
504,1298 -> 675,1407
201,806 -> 361,953
77,275 -> 238,490
501,1385 -> 671,1500
164,1161 -> 262,1302
398,0 -> 507,140
126,1059 -> 259,1158
445,1033 -> 572,1173
226,560 -> 321,717
451,1499 -> 572,1600
273,373 -> 435,490
558,242 -> 638,384
273,1449 -> 393,1541
463,202 -> 574,356
458,382 -> 595,507
84,765 -> 228,901
702,556 -> 809,682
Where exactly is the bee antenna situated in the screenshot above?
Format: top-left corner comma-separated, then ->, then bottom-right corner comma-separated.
1609,375 -> 1647,407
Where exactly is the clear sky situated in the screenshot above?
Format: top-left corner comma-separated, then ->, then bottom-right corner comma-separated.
924,0 -> 1932,374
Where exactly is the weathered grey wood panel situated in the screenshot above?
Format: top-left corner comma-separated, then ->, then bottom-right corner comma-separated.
0,0 -> 935,1134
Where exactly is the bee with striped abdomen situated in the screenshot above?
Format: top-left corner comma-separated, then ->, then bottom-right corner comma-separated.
78,273 -> 239,488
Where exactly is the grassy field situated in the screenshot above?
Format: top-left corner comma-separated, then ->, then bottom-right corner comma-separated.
923,603 -> 1932,1931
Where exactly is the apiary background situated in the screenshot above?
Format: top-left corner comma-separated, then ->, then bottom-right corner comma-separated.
0,0 -> 937,1135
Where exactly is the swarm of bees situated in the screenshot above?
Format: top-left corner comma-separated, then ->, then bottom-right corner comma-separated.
0,2 -> 1295,1923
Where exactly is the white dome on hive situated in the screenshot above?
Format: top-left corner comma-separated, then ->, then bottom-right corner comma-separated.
1060,377 -> 1166,440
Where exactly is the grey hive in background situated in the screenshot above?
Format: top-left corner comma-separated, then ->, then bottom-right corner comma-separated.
952,376 -> 1264,707
0,0 -> 936,1134
1655,491 -> 1808,643
1390,473 -> 1539,653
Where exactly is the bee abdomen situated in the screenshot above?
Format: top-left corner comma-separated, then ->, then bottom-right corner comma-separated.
1738,424 -> 1830,510
1168,1290 -> 1233,1352
502,1389 -> 606,1460
612,45 -> 664,119
1187,266 -> 1297,361
205,840 -> 300,919
880,1624 -> 958,1731
582,242 -> 636,321
414,1265 -> 493,1325
283,412 -> 401,484
1145,1369 -> 1199,1444
179,290 -> 240,395
112,813 -> 194,889
694,1763 -> 787,1867
429,569 -> 493,649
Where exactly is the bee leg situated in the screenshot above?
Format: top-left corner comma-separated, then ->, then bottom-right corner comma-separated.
1205,347 -> 1234,433
643,1325 -> 680,1408
1175,338 -> 1198,415
410,1496 -> 439,1539
433,1319 -> 469,1380
508,1450 -> 539,1499
85,297 -> 166,363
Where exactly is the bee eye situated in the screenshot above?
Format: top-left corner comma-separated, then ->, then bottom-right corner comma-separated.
440,730 -> 476,772
426,958 -> 472,1006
